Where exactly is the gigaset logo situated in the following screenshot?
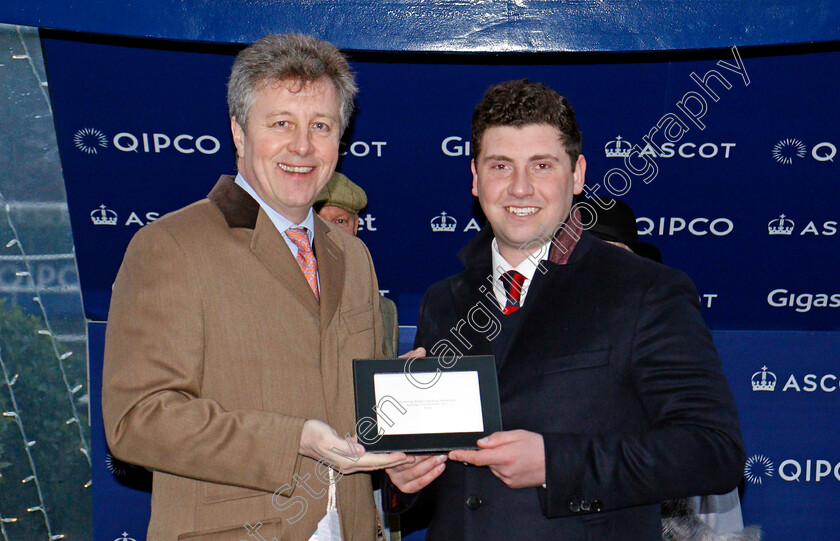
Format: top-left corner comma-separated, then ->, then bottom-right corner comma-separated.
767,289 -> 840,313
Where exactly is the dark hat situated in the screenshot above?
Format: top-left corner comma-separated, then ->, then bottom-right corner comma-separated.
578,195 -> 662,263
315,172 -> 368,214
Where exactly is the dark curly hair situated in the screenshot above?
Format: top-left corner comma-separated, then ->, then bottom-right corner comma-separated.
471,79 -> 582,169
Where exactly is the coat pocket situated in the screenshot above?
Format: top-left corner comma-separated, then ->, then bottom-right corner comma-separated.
541,348 -> 610,375
202,480 -> 268,505
342,303 -> 374,335
177,516 -> 282,540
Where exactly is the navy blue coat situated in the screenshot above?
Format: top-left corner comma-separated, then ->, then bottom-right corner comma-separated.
408,226 -> 745,540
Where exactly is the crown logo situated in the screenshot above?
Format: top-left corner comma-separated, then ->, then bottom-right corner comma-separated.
430,211 -> 457,232
114,533 -> 136,541
91,205 -> 118,226
768,214 -> 794,235
605,135 -> 632,158
751,366 -> 777,391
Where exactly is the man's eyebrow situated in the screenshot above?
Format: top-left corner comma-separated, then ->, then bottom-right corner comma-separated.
480,154 -> 513,162
264,110 -> 338,121
480,153 -> 561,162
529,154 -> 560,161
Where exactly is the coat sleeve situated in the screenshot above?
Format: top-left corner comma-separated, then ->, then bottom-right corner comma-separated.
539,269 -> 745,518
378,297 -> 399,358
102,224 -> 306,495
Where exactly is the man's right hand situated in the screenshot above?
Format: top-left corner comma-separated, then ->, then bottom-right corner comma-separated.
386,454 -> 447,493
299,419 -> 408,473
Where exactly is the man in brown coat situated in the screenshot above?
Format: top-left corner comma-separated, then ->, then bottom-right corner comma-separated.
103,34 -> 408,541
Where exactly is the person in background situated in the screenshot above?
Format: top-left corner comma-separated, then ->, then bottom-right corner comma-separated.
577,195 -> 662,263
316,171 -> 399,358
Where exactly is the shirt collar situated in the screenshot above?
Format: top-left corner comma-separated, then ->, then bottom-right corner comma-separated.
235,172 -> 315,242
490,237 -> 549,308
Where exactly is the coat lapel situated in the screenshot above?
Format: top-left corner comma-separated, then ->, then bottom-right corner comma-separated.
495,264 -> 561,373
208,174 -> 328,319
313,217 -> 344,332
497,233 -> 594,375
448,267 -> 495,357
250,211 -> 320,318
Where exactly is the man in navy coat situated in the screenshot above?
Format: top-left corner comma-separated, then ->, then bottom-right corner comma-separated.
386,79 -> 745,540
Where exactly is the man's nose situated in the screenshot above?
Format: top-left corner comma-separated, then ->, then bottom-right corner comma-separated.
508,169 -> 535,197
288,127 -> 314,155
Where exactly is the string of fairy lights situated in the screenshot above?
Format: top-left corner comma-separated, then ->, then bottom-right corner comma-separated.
0,26 -> 91,539
0,345 -> 63,540
0,501 -> 16,541
3,210 -> 92,468
1,199 -> 89,538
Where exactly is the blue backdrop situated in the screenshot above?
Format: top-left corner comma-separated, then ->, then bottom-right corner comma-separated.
4,3 -> 837,537
3,1 -> 839,53
42,35 -> 840,331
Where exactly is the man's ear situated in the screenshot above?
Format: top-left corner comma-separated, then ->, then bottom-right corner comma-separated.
572,154 -> 587,195
231,117 -> 245,159
471,159 -> 479,197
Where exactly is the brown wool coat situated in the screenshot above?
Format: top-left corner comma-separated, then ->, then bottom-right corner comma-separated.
103,175 -> 384,540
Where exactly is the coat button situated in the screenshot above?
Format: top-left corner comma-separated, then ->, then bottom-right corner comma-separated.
466,494 -> 483,509
581,500 -> 591,511
569,501 -> 581,513
592,500 -> 603,512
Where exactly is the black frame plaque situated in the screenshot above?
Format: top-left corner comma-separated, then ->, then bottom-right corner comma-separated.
352,355 -> 503,453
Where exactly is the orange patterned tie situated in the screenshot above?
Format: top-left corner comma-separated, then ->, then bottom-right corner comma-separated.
285,227 -> 319,301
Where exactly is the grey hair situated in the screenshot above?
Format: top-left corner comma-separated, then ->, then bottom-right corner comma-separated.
227,33 -> 357,134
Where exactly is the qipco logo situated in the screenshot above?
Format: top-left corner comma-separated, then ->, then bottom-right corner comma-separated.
113,132 -> 221,154
773,138 -> 837,165
636,217 -> 734,237
810,142 -> 837,163
779,459 -> 840,483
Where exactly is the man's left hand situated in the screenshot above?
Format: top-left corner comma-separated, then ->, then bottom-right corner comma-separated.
448,430 -> 545,489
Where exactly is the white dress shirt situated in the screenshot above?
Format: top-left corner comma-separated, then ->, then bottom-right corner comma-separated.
490,238 -> 550,309
234,173 -> 320,287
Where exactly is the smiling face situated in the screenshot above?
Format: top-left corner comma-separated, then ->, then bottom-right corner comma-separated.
231,77 -> 341,223
472,124 -> 586,267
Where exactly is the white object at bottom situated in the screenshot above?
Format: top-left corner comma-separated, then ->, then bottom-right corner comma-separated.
308,469 -> 341,541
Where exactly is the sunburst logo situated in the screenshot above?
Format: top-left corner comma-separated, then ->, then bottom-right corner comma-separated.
105,452 -> 129,478
74,128 -> 108,154
744,454 -> 774,485
772,138 -> 807,165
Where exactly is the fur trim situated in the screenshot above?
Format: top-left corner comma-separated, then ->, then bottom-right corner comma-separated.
662,499 -> 762,541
